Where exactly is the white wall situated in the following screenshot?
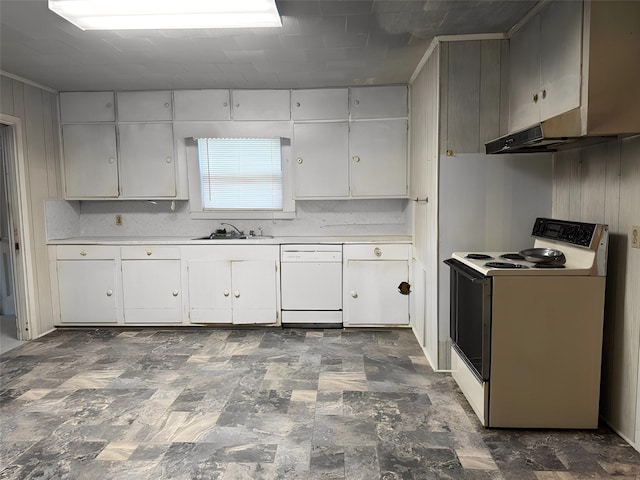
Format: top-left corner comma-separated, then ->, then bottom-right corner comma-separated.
554,135 -> 640,449
0,74 -> 60,338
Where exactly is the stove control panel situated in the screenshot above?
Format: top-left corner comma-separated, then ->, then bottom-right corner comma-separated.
531,218 -> 596,247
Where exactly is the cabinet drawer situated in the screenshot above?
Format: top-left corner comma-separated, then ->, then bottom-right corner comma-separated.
57,245 -> 119,260
117,91 -> 173,121
60,92 -> 115,123
344,244 -> 410,261
121,246 -> 180,260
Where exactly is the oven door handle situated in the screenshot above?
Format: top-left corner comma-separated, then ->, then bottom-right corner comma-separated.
444,258 -> 489,284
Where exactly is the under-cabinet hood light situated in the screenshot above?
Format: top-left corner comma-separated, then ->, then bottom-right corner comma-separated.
47,0 -> 282,30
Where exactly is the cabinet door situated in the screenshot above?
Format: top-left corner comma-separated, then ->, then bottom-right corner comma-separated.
231,260 -> 277,325
187,260 -> 233,324
59,91 -> 115,123
174,90 -> 231,121
539,0 -> 582,122
57,260 -> 118,324
231,90 -> 291,120
293,122 -> 349,198
349,119 -> 407,197
62,124 -> 119,198
350,86 -> 408,119
291,89 -> 349,120
509,13 -> 542,132
122,259 -> 181,323
118,123 -> 176,197
117,91 -> 173,121
344,260 -> 409,326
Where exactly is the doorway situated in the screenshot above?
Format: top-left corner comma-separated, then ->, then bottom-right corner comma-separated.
0,124 -> 25,354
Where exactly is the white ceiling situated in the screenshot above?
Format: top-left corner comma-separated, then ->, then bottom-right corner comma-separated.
0,0 -> 536,92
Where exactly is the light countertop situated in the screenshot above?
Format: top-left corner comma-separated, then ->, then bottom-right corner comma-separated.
48,235 -> 412,245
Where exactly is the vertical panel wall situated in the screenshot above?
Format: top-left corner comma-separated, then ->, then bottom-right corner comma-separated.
554,135 -> 640,448
0,74 -> 59,337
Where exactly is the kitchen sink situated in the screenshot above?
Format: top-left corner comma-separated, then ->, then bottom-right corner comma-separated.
193,234 -> 247,240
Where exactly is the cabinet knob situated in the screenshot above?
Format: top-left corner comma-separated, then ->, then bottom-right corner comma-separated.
164,102 -> 170,108
352,155 -> 360,163
146,250 -> 152,256
223,102 -> 228,107
106,102 -> 112,109
351,291 -> 358,298
223,289 -> 230,297
108,157 -> 115,164
532,93 -> 539,103
374,247 -> 382,257
172,289 -> 179,297
235,104 -> 240,108
165,157 -> 173,164
354,99 -> 360,105
296,157 -> 303,164
80,250 -> 87,256
542,89 -> 547,99
234,290 -> 240,298
296,102 -> 301,107
106,289 -> 113,297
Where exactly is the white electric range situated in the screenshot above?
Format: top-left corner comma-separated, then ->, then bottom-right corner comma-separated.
445,217 -> 609,428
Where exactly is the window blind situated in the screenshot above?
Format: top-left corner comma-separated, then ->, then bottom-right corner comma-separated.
196,137 -> 283,210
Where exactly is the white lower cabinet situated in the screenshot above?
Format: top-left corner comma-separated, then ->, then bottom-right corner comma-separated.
55,246 -> 120,324
186,246 -> 279,325
343,244 -> 411,326
121,247 -> 182,323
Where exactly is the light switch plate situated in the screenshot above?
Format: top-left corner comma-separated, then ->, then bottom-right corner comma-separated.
632,226 -> 640,249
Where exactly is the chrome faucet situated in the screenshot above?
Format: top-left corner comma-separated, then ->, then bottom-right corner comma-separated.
220,223 -> 243,236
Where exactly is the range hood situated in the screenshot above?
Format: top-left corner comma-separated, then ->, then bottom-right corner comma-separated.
485,114 -> 618,155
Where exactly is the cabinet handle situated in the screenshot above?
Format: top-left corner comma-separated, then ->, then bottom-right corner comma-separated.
374,247 -> 382,257
164,102 -> 170,108
542,89 -> 547,99
146,250 -> 152,256
80,250 -> 87,256
352,155 -> 360,163
172,289 -> 179,297
165,157 -> 173,164
223,289 -> 230,297
108,157 -> 115,164
296,158 -> 303,164
106,289 -> 113,297
234,290 -> 240,298
351,291 -> 358,298
532,93 -> 539,103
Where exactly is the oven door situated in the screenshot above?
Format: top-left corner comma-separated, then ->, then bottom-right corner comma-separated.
444,258 -> 492,382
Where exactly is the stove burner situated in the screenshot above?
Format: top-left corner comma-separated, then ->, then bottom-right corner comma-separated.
500,253 -> 525,261
484,261 -> 529,269
466,254 -> 494,260
533,263 -> 566,269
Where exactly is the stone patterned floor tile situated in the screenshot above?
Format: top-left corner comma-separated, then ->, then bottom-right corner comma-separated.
1,327 -> 640,479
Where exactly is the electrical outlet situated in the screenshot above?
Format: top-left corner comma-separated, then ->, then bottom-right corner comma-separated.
632,226 -> 640,249
115,214 -> 123,226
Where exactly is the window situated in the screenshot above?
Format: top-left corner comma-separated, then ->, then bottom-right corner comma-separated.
196,137 -> 283,210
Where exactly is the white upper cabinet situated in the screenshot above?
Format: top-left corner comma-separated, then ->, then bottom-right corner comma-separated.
117,91 -> 173,121
349,119 -> 408,197
173,89 -> 231,121
291,88 -> 349,120
118,123 -> 176,198
350,85 -> 408,119
293,122 -> 350,198
60,91 -> 115,123
231,90 -> 291,120
509,1 -> 582,132
62,124 -> 119,198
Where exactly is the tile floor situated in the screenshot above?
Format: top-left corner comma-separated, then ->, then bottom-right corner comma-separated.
1,327 -> 639,479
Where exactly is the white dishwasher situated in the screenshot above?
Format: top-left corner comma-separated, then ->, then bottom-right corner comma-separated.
280,244 -> 343,327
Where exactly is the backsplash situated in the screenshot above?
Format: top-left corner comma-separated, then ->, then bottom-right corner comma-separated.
45,199 -> 411,239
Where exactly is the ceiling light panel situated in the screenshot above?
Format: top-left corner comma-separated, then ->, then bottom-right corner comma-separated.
48,0 -> 282,30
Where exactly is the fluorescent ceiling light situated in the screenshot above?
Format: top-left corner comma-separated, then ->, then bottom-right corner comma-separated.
48,0 -> 282,30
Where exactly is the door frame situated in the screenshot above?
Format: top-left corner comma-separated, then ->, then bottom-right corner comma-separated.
1,114 -> 36,341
